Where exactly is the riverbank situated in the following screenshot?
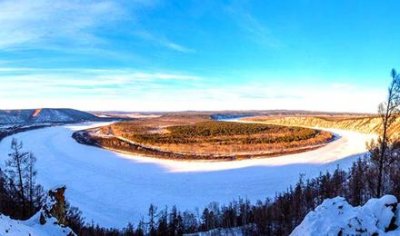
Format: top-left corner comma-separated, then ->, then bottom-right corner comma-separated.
72,117 -> 334,161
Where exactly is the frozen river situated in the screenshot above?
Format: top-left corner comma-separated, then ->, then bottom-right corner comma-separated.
0,122 -> 376,228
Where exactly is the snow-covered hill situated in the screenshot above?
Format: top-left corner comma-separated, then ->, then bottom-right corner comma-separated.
291,195 -> 400,235
0,108 -> 101,125
185,226 -> 247,236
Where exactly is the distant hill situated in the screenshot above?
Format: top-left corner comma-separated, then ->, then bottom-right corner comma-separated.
94,110 -> 374,120
245,115 -> 400,138
0,108 -> 103,125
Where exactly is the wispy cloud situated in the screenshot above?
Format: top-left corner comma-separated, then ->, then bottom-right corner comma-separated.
180,82 -> 385,113
0,0 -> 129,49
0,67 -> 201,99
134,30 -> 195,53
0,67 -> 385,112
225,3 -> 281,48
0,0 -> 194,55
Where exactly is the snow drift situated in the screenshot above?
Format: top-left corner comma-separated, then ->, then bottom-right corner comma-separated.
291,195 -> 400,235
0,214 -> 72,236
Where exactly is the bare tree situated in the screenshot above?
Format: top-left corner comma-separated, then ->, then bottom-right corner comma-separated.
5,138 -> 43,218
25,152 -> 43,215
376,69 -> 400,197
6,138 -> 29,216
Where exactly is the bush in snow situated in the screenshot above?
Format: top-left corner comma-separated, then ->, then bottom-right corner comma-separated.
0,185 -> 76,236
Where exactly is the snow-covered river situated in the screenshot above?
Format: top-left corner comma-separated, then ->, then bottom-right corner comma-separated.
0,122 -> 376,228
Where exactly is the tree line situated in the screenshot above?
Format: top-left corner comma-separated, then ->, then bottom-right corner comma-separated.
0,138 -> 44,219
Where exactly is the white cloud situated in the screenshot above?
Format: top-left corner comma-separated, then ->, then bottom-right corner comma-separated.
0,0 -> 129,49
0,67 -> 386,113
0,0 -> 194,54
0,68 -> 201,100
172,83 -> 385,113
134,30 -> 195,53
225,4 -> 281,48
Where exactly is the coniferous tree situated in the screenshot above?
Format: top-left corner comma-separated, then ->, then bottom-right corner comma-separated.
157,208 -> 168,235
375,69 -> 400,197
148,204 -> 157,236
4,138 -> 43,218
348,158 -> 366,205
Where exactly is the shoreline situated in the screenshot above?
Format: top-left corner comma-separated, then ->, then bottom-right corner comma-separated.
71,118 -> 336,162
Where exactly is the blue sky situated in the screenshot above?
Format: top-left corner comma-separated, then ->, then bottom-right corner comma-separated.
0,0 -> 399,112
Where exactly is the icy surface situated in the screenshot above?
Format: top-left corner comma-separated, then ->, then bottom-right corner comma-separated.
291,195 -> 400,235
0,122 -> 375,228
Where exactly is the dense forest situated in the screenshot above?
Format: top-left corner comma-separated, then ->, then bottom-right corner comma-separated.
112,121 -> 326,145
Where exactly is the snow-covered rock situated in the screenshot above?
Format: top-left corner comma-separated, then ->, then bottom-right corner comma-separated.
0,186 -> 75,236
0,211 -> 75,236
291,195 -> 400,236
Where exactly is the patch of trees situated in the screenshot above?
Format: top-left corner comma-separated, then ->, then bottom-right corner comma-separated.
73,130 -> 331,161
132,121 -> 322,144
108,121 -> 329,147
83,119 -> 334,160
170,121 -> 282,137
0,138 -> 44,219
0,124 -> 50,141
376,69 -> 400,197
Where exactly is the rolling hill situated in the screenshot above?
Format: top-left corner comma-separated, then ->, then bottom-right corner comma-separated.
245,115 -> 400,138
0,108 -> 102,125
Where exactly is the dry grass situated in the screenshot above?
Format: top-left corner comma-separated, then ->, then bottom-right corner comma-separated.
85,114 -> 333,160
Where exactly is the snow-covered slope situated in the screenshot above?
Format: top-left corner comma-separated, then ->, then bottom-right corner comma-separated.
0,213 -> 74,236
186,226 -> 247,236
0,108 -> 100,125
0,186 -> 75,236
291,195 -> 400,235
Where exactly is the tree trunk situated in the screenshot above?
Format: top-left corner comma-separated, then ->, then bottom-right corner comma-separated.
15,152 -> 26,217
